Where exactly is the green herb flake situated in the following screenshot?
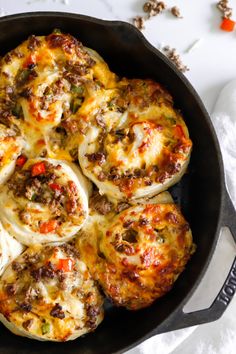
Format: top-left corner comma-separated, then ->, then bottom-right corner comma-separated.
69,147 -> 78,160
157,236 -> 165,244
41,322 -> 50,335
107,99 -> 116,109
31,194 -> 37,202
16,69 -> 31,86
52,28 -> 62,34
12,102 -> 23,118
71,84 -> 84,95
95,80 -> 104,88
154,229 -> 165,244
70,98 -> 83,114
165,116 -> 176,125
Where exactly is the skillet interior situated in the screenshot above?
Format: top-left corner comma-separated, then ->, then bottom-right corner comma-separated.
0,12 -> 224,354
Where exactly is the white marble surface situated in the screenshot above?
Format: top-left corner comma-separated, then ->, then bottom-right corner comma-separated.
0,1 -> 236,353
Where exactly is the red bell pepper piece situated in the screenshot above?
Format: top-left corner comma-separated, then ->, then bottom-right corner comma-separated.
16,155 -> 27,167
31,162 -> 46,177
57,258 -> 74,272
174,125 -> 186,139
49,183 -> 62,192
220,18 -> 235,32
39,220 -> 58,234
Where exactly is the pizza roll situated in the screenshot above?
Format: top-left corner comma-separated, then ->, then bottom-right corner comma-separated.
0,124 -> 24,185
0,32 -> 93,127
0,158 -> 89,245
78,79 -> 192,200
77,202 -> 195,310
0,244 -> 104,341
0,31 -> 117,161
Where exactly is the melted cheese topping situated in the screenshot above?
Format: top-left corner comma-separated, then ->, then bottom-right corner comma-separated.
78,79 -> 192,200
0,32 -> 118,162
0,158 -> 89,245
77,201 -> 194,310
0,244 -> 104,341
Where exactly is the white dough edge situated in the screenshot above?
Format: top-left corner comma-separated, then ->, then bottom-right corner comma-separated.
0,221 -> 24,276
0,160 -> 17,186
0,312 -> 102,342
79,142 -> 190,201
0,134 -> 25,186
0,159 -> 90,246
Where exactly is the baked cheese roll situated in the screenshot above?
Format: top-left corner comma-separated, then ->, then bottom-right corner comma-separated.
0,221 -> 24,275
0,244 -> 104,341
0,158 -> 89,245
0,31 -> 93,128
78,202 -> 195,310
0,124 -> 24,184
78,79 -> 192,200
0,30 -> 117,160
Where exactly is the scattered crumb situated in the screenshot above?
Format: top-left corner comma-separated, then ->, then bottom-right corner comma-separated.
163,46 -> 189,73
143,1 -> 167,19
217,0 -> 233,19
170,6 -> 183,19
133,16 -> 146,30
185,38 -> 204,54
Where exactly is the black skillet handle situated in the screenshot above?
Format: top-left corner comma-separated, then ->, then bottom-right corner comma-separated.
159,190 -> 236,333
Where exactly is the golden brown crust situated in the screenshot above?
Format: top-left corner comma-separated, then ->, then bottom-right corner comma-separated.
78,79 -> 192,200
77,203 -> 195,310
0,31 -> 117,160
0,158 -> 89,245
0,244 -> 104,341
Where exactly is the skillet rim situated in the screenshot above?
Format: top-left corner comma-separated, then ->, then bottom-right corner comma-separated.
0,11 -> 227,353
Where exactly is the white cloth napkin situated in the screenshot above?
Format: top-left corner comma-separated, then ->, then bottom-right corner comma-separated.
127,80 -> 236,354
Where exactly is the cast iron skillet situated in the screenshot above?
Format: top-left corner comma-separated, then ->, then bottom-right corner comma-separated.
0,12 -> 235,354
